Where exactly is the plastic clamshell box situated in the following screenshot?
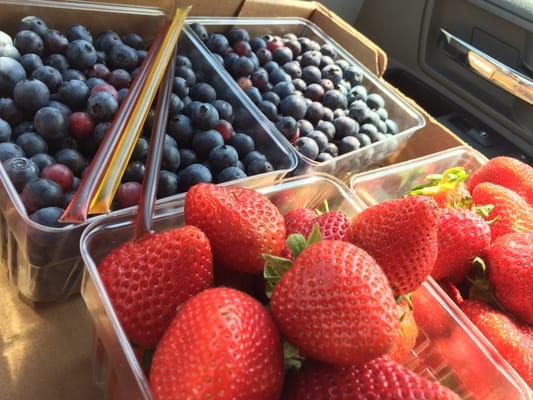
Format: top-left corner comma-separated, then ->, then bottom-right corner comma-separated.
0,1 -> 297,303
185,17 -> 426,179
80,173 -> 530,400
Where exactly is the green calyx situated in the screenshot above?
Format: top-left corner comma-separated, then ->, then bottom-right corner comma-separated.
471,204 -> 499,224
315,199 -> 330,216
407,166 -> 470,206
283,341 -> 304,371
396,293 -> 413,323
467,257 -> 505,310
262,225 -> 323,298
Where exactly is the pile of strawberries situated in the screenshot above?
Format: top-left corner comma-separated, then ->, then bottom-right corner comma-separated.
95,155 -> 531,399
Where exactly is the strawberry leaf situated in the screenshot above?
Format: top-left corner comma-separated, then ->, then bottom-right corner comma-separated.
406,166 -> 469,198
263,255 -> 293,298
315,199 -> 330,215
307,224 -> 322,246
283,340 -> 304,371
287,234 -> 307,259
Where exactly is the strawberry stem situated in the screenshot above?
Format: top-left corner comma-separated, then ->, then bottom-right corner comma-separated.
283,341 -> 304,371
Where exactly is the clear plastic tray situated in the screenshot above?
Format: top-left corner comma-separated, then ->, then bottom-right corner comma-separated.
80,174 -> 531,400
185,17 -> 426,179
0,1 -> 297,303
350,146 -> 488,206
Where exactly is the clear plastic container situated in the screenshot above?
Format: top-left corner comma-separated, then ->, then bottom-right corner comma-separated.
0,1 -> 297,303
185,17 -> 426,179
350,146 -> 488,206
80,174 -> 531,400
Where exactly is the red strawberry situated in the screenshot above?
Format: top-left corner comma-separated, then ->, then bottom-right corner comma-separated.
469,156 -> 533,205
432,208 -> 491,282
439,280 -> 464,305
412,285 -> 454,338
472,183 -> 533,240
408,166 -> 472,208
488,232 -> 533,325
150,288 -> 283,400
460,300 -> 533,387
284,356 -> 460,400
349,196 -> 439,295
284,208 -> 316,237
184,184 -> 285,274
98,226 -> 213,349
389,299 -> 419,363
314,210 -> 350,241
270,240 -> 398,366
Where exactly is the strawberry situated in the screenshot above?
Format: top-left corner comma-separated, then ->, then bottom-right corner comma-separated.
472,182 -> 533,240
284,208 -> 316,237
439,280 -> 464,305
270,240 -> 398,366
150,287 -> 283,400
407,166 -> 471,208
469,156 -> 533,205
412,285 -> 453,338
313,210 -> 350,241
390,299 -> 419,363
184,184 -> 285,274
349,196 -> 439,295
284,356 -> 460,400
460,300 -> 533,387
488,232 -> 533,325
98,226 -> 213,349
432,208 -> 491,282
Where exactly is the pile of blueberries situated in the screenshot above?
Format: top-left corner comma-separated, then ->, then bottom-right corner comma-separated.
0,16 -> 274,227
190,23 -> 399,162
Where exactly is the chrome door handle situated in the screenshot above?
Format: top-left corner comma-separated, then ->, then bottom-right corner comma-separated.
440,29 -> 533,106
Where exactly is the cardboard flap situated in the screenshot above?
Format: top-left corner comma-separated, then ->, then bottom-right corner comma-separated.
238,0 -> 316,18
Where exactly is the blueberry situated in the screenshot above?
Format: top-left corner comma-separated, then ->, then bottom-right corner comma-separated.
107,69 -> 131,89
169,114 -> 193,146
16,132 -> 47,156
47,101 -> 71,118
335,59 -> 350,71
28,154 -> 53,172
250,68 -> 269,92
13,78 -> 49,111
178,163 -> 212,192
273,81 -> 295,99
66,40 -> 97,70
212,100 -> 233,123
323,89 -> 347,110
0,142 -> 24,162
136,50 -> 147,64
122,33 -> 144,50
85,77 -> 106,90
58,79 -> 89,109
0,45 -> 20,59
154,170 -> 178,198
165,134 -> 178,149
269,68 -> 290,85
28,206 -> 64,226
338,136 -> 361,154
308,130 -> 329,152
161,143 -> 180,172
189,82 -> 216,103
376,119 -> 387,134
217,166 -> 246,183
272,47 -> 292,66
95,30 -> 122,52
304,83 -> 324,101
232,56 -> 254,78
172,76 -> 188,98
294,136 -> 319,160
344,65 -> 363,86
245,86 -> 262,105
176,148 -> 196,170
359,123 -> 378,137
13,121 -> 33,138
276,116 -> 298,140
87,92 -> 118,121
0,98 -> 23,125
62,68 -> 86,81
333,108 -> 345,119
243,150 -> 266,167
22,177 -> 65,212
285,40 -> 302,58
14,30 -> 44,56
279,94 -> 306,120
348,100 -> 369,121
55,148 -> 86,176
297,119 -> 313,136
32,65 -> 63,92
321,64 -> 343,85
320,79 -> 334,92
2,157 -> 39,192
228,28 -> 250,44
350,85 -> 367,102
304,101 -> 324,124
316,120 -> 336,141
333,116 -> 359,139
175,55 -> 192,68
0,57 -> 27,97
263,60 -> 279,73
206,34 -> 229,56
132,136 -> 148,161
224,52 -> 240,71
299,37 -> 320,52
66,25 -> 93,43
376,108 -> 388,121
230,133 -> 255,158
190,23 -> 209,41
256,49 -> 273,67
301,51 -> 322,68
0,118 -> 11,142
248,37 -> 265,52
43,29 -> 68,55
362,111 -> 381,126
19,16 -> 48,37
320,56 -> 335,69
323,108 -> 335,123
192,129 -> 224,158
234,40 -> 252,57
256,100 -> 277,122
385,119 -> 398,134
366,93 -> 385,110
96,51 -> 106,64
123,161 -> 144,183
355,133 -> 372,147
93,121 -> 110,145
247,158 -> 273,175
107,44 -> 138,71
324,142 -> 339,157
262,91 -> 280,106
45,54 -> 69,72
292,78 -> 307,92
175,65 -> 196,86
316,152 -> 333,163
190,103 -> 219,130
209,144 -> 239,172
301,65 -> 321,84
19,53 -> 43,75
